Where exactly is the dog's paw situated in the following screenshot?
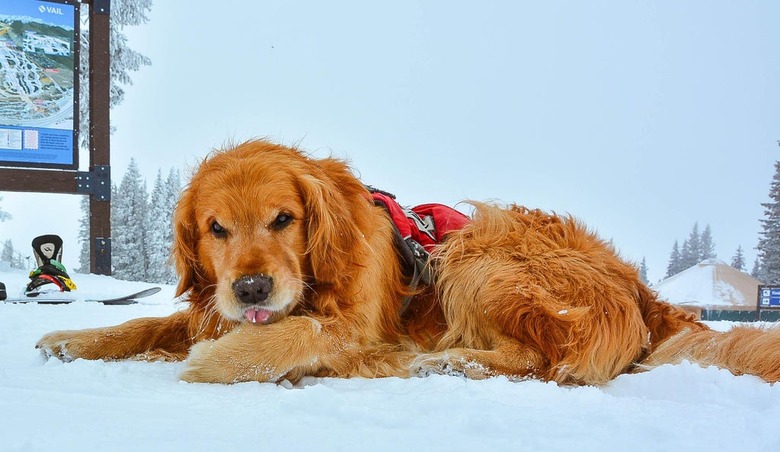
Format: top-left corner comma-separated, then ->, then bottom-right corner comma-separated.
180,340 -> 228,383
412,353 -> 459,377
36,331 -> 83,362
180,338 -> 288,384
180,340 -> 262,384
412,352 -> 492,379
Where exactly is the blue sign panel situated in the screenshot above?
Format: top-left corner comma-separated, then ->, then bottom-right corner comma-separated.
759,286 -> 780,308
0,0 -> 79,169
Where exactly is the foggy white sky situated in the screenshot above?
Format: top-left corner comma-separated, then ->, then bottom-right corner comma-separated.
1,0 -> 779,284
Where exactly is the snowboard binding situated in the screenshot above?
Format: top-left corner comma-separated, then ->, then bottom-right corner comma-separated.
25,235 -> 76,296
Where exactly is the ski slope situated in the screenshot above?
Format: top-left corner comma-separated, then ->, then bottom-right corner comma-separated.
1,269 -> 779,451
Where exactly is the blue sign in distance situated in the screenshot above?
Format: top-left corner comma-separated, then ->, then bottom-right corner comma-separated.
759,287 -> 780,307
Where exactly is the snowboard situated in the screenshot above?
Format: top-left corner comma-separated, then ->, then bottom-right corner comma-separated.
3,287 -> 162,305
87,287 -> 162,305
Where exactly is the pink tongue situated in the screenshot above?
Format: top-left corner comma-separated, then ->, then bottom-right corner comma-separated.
244,308 -> 273,324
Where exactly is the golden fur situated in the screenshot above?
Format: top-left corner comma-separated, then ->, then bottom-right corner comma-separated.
37,140 -> 780,385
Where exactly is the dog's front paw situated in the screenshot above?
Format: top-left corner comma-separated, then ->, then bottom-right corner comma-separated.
179,340 -> 269,384
181,338 -> 289,384
412,352 -> 492,379
36,330 -> 88,362
412,353 -> 457,377
180,340 -> 230,383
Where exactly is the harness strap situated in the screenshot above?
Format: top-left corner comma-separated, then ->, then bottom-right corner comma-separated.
369,193 -> 424,314
367,185 -> 469,314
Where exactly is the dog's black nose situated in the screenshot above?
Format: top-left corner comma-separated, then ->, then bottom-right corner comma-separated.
232,275 -> 274,305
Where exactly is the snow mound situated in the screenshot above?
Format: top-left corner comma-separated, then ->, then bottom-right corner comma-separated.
654,259 -> 763,308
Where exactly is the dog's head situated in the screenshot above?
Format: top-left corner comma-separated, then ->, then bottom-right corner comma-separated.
173,140 -> 368,324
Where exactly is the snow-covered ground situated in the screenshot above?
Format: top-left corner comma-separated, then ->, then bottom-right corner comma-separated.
1,269 -> 779,451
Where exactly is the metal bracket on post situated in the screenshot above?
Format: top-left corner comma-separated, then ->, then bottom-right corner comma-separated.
92,0 -> 111,15
94,237 -> 111,275
76,165 -> 111,201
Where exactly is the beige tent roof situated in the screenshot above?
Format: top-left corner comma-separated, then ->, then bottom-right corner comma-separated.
652,259 -> 763,309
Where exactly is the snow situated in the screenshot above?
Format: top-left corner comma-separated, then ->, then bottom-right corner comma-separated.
2,269 -> 780,451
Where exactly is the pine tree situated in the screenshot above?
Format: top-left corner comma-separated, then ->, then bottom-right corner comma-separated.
76,197 -> 91,273
731,245 -> 746,272
1,239 -> 13,264
665,222 -> 717,279
162,168 -> 182,283
680,223 -> 701,269
1,239 -> 24,269
0,196 -> 10,222
144,168 -> 182,284
666,240 -> 682,278
164,169 -> 182,214
680,238 -> 692,268
638,257 -> 649,284
752,257 -> 761,279
757,161 -> 780,284
699,224 -> 716,261
12,246 -> 24,269
145,170 -> 164,282
77,0 -> 153,150
112,159 -> 148,281
146,171 -> 168,283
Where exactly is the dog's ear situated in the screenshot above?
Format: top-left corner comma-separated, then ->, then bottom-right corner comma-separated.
298,159 -> 367,288
171,186 -> 200,297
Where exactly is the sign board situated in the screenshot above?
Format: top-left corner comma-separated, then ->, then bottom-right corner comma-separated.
0,0 -> 79,169
758,286 -> 780,308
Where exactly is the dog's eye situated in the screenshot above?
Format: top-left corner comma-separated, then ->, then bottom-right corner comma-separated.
211,221 -> 227,238
271,213 -> 293,231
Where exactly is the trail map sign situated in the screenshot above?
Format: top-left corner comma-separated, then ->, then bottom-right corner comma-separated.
0,0 -> 79,169
0,0 -> 111,275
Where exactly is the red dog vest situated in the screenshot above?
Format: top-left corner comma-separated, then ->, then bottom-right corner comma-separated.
368,187 -> 470,313
370,191 -> 470,252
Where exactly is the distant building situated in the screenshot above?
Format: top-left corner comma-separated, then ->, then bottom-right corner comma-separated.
652,259 -> 773,321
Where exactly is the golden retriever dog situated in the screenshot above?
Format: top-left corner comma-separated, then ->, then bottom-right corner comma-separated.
37,140 -> 780,385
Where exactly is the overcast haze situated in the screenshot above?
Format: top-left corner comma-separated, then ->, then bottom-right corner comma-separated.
1,0 -> 779,285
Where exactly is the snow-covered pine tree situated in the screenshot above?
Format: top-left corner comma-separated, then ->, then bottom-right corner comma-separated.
77,0 -> 153,150
12,245 -> 24,269
1,239 -> 24,269
665,240 -> 682,278
699,224 -> 716,261
112,159 -> 149,281
638,257 -> 649,284
162,168 -> 182,283
751,257 -> 761,279
680,238 -> 691,269
146,171 -> 169,283
680,223 -> 701,269
144,168 -> 182,283
111,183 -> 118,206
164,169 -> 182,215
757,161 -> 780,284
0,196 -> 11,222
731,245 -> 746,272
75,197 -> 91,273
1,239 -> 13,264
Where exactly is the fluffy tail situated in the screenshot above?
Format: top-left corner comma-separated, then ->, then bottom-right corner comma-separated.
636,284 -> 780,383
641,325 -> 780,382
